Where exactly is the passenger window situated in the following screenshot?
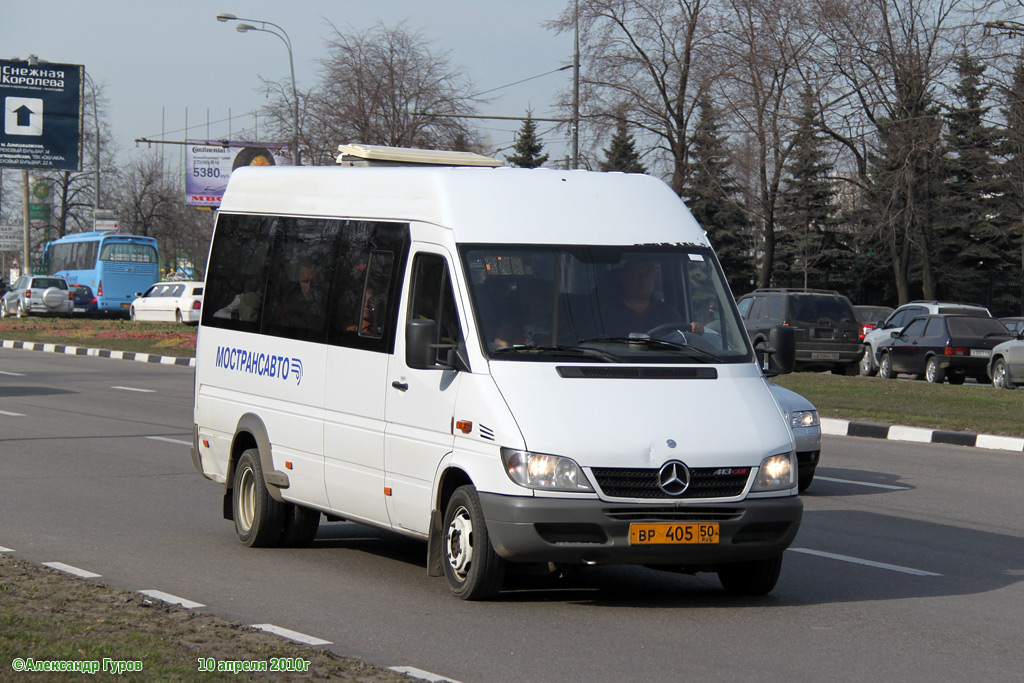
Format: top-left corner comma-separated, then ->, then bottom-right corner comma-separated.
766,296 -> 784,320
202,213 -> 275,333
903,318 -> 927,337
736,297 -> 753,319
409,253 -> 463,364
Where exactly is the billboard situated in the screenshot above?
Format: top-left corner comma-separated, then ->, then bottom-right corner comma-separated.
0,59 -> 83,171
185,140 -> 292,207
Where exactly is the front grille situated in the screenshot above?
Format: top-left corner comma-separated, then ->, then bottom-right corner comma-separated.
591,466 -> 749,499
557,366 -> 717,379
603,506 -> 743,522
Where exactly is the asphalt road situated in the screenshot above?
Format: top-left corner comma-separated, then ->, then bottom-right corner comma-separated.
1,348 -> 1022,682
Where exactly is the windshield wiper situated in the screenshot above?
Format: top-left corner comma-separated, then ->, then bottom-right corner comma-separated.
492,344 -> 623,362
578,336 -> 723,363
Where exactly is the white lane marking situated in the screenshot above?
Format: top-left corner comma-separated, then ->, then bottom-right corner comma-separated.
816,476 -> 909,490
42,562 -> 102,578
390,667 -> 466,683
146,436 -> 192,446
250,624 -> 332,646
138,589 -> 205,609
111,386 -> 156,393
790,548 -> 941,576
0,409 -> 25,416
0,546 -> 13,552
0,370 -> 25,376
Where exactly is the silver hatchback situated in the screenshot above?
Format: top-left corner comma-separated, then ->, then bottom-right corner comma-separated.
0,275 -> 74,317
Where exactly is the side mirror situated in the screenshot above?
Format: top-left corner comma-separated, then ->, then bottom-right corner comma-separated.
890,330 -> 900,339
406,319 -> 439,370
760,325 -> 796,376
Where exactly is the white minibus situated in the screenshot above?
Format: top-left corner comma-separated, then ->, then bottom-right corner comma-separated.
191,145 -> 801,600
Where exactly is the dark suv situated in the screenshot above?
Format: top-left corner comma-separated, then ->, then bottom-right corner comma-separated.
736,288 -> 862,374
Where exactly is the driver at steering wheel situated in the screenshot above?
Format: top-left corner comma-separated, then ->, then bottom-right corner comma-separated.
599,259 -> 704,337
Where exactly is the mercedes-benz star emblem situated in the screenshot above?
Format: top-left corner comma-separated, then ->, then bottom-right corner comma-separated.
658,461 -> 690,495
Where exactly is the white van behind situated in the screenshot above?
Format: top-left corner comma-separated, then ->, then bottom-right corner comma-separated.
192,146 -> 801,600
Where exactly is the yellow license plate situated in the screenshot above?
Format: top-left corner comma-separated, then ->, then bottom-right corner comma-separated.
630,523 -> 719,545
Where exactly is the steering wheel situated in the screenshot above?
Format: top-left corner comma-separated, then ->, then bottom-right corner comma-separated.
646,321 -> 693,345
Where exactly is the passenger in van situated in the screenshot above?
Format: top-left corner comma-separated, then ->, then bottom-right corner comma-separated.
280,262 -> 325,326
600,260 -> 704,337
213,282 -> 264,322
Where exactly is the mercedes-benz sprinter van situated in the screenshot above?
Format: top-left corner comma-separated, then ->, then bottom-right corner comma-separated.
191,145 -> 801,600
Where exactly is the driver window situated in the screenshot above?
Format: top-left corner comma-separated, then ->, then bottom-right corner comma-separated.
409,253 -> 463,363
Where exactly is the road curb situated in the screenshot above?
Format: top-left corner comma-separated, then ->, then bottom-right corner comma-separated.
4,338 -> 1020,452
0,339 -> 195,367
821,417 -> 1024,452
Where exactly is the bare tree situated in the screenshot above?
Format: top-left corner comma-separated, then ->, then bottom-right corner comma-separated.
115,151 -> 178,240
289,21 -> 484,164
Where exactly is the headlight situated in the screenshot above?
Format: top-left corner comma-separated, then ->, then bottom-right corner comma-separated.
500,448 -> 594,492
790,409 -> 819,429
751,452 -> 797,492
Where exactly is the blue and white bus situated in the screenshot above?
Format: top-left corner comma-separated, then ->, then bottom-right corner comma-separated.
45,232 -> 159,314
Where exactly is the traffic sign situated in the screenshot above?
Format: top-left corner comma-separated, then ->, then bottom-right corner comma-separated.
0,225 -> 21,251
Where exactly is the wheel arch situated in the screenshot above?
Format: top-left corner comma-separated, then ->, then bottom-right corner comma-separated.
426,466 -> 474,577
225,413 -> 288,510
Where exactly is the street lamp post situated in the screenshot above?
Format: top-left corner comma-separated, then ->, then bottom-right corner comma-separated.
216,13 -> 301,165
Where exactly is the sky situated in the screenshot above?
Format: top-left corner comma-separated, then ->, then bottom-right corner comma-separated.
2,0 -> 576,165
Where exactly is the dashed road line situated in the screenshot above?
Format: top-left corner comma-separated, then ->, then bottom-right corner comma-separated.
0,409 -> 25,416
146,436 -> 192,446
111,385 -> 156,393
0,370 -> 25,376
0,546 -> 13,552
791,548 -> 941,576
42,562 -> 102,578
138,589 -> 205,609
816,476 -> 909,490
250,624 -> 332,646
390,666 -> 465,683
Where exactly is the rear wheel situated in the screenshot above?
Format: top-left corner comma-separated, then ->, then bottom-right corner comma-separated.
992,359 -> 1015,390
925,357 -> 945,384
0,300 -> 8,318
718,554 -> 783,596
947,374 -> 965,386
16,300 -> 28,318
878,353 -> 895,380
442,485 -> 506,600
175,309 -> 183,324
232,449 -> 286,547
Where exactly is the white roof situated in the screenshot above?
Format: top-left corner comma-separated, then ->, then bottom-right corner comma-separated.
219,166 -> 708,247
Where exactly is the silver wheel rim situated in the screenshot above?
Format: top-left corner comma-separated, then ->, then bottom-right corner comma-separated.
860,353 -> 872,373
926,361 -> 936,382
994,362 -> 1007,388
446,505 -> 474,581
880,357 -> 889,378
237,466 -> 256,532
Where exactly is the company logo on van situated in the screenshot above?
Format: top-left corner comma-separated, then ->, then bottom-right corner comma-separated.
214,346 -> 303,386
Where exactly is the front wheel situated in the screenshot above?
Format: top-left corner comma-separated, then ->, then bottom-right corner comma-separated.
232,449 -> 286,547
992,359 -> 1015,390
442,485 -> 506,600
859,349 -> 877,376
129,307 -> 137,321
718,554 -> 783,596
0,301 -> 7,318
925,357 -> 945,384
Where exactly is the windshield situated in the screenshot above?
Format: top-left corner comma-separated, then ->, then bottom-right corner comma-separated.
461,245 -> 752,363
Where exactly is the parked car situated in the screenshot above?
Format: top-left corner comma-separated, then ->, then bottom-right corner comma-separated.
988,334 -> 1024,389
736,288 -> 861,374
876,314 -> 1012,384
998,317 -> 1024,335
71,284 -> 98,317
859,301 -> 991,376
0,275 -> 73,318
853,305 -> 894,343
129,280 -> 203,324
768,382 -> 821,492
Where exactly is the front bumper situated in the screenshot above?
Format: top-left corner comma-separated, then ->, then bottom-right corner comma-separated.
479,492 -> 802,567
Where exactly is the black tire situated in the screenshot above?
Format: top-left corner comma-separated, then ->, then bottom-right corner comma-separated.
442,485 -> 506,600
947,374 -> 965,386
878,353 -> 895,380
280,505 -> 320,547
925,357 -> 945,384
839,361 -> 859,376
232,449 -> 286,547
175,309 -> 183,324
129,307 -> 137,321
718,554 -> 784,596
859,349 -> 877,376
992,359 -> 1015,389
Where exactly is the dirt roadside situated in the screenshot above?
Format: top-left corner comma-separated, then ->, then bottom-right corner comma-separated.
0,553 -> 412,681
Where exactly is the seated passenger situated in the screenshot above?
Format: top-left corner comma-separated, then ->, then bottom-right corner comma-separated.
493,280 -> 552,348
599,260 -> 702,337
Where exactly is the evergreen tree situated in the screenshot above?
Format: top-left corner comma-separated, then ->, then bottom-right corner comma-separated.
776,89 -> 838,289
938,52 -> 1007,301
506,114 -> 549,168
1002,49 -> 1024,314
600,118 -> 646,173
682,95 -> 753,291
